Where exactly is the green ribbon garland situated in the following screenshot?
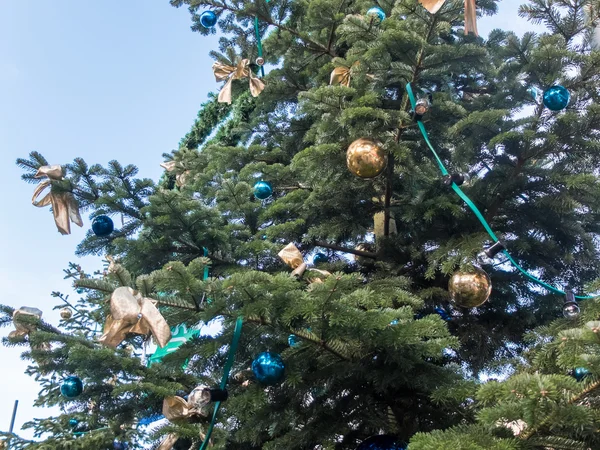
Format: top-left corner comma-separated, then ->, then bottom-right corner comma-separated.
199,316 -> 244,450
254,17 -> 265,78
405,83 -> 595,300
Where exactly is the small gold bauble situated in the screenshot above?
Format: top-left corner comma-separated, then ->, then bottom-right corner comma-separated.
346,138 -> 387,178
448,266 -> 492,308
60,307 -> 73,320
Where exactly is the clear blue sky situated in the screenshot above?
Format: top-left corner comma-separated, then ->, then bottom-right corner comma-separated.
0,0 -> 538,440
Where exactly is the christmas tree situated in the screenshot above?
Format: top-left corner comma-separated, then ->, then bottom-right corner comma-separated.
2,0 -> 600,448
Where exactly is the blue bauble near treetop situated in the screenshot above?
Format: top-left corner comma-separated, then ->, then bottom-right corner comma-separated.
200,10 -> 218,28
288,334 -> 300,348
60,376 -> 84,399
357,434 -> 406,450
573,367 -> 589,382
253,181 -> 273,200
366,6 -> 386,21
252,352 -> 285,385
543,85 -> 570,111
91,215 -> 114,237
313,252 -> 329,264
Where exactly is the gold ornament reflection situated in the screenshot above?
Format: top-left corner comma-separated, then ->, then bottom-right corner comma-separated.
448,266 -> 491,308
346,138 -> 387,178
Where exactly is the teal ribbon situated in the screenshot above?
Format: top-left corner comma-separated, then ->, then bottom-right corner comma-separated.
254,17 -> 265,78
199,316 -> 244,450
405,83 -> 595,300
203,247 -> 209,280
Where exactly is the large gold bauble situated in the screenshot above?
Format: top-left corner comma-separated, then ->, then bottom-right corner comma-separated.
346,138 -> 387,178
60,307 -> 73,320
448,266 -> 492,308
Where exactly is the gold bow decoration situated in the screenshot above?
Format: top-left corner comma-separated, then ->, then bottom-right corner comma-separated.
163,385 -> 213,422
99,287 -> 171,349
9,307 -> 43,339
212,59 -> 265,104
160,161 -> 190,188
278,243 -> 331,284
32,165 -> 83,235
418,0 -> 478,36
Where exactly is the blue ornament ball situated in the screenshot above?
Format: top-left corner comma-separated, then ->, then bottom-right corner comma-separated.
573,367 -> 589,382
253,181 -> 273,200
434,307 -> 451,322
68,418 -> 79,428
76,288 -> 85,294
543,85 -> 570,111
288,334 -> 300,348
366,6 -> 386,22
60,376 -> 84,399
313,252 -> 329,264
113,440 -> 129,450
252,352 -> 285,385
200,10 -> 218,28
357,435 -> 406,450
91,215 -> 114,237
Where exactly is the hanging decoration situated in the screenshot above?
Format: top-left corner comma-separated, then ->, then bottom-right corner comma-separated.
253,180 -> 273,200
163,385 -> 228,423
92,215 -> 114,237
405,82 -> 596,304
542,85 -> 570,111
199,10 -> 218,28
252,352 -> 285,385
31,165 -> 83,235
213,59 -> 265,104
417,0 -> 478,36
448,266 -> 491,308
366,6 -> 386,22
357,434 -> 406,450
113,441 -> 129,450
60,376 -> 84,399
313,252 -> 329,264
9,307 -> 44,340
288,334 -> 300,347
160,161 -> 190,188
346,138 -> 388,178
99,287 -> 171,349
330,61 -> 360,87
573,367 -> 590,382
60,307 -> 72,320
278,243 -> 331,283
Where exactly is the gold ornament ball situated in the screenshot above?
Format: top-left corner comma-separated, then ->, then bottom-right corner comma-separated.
60,307 -> 73,320
448,266 -> 492,308
346,138 -> 387,178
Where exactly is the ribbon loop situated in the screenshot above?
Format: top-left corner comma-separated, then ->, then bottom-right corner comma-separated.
99,287 -> 171,348
160,161 -> 190,187
212,59 -> 265,104
9,307 -> 43,339
32,165 -> 83,235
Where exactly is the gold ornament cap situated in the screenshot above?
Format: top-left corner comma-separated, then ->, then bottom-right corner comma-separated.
346,138 -> 387,178
448,266 -> 491,308
60,307 -> 73,320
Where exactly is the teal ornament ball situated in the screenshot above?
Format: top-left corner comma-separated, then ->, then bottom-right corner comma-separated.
76,288 -> 85,294
573,367 -> 589,382
200,11 -> 218,28
543,85 -> 570,111
357,435 -> 406,450
91,215 -> 114,237
288,334 -> 299,348
68,418 -> 79,428
252,352 -> 285,385
313,252 -> 329,264
367,6 -> 386,21
60,376 -> 84,399
253,181 -> 273,200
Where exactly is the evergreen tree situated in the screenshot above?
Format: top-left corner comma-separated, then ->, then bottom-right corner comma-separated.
2,0 -> 600,448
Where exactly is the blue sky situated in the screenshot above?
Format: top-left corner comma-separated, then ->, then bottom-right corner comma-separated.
0,0 -> 538,440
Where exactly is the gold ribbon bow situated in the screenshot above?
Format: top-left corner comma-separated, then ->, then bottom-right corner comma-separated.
99,287 -> 171,348
163,385 -> 212,422
212,59 -> 265,104
160,161 -> 190,188
32,165 -> 83,235
9,307 -> 43,339
418,0 -> 478,36
330,61 -> 361,87
278,243 -> 331,283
